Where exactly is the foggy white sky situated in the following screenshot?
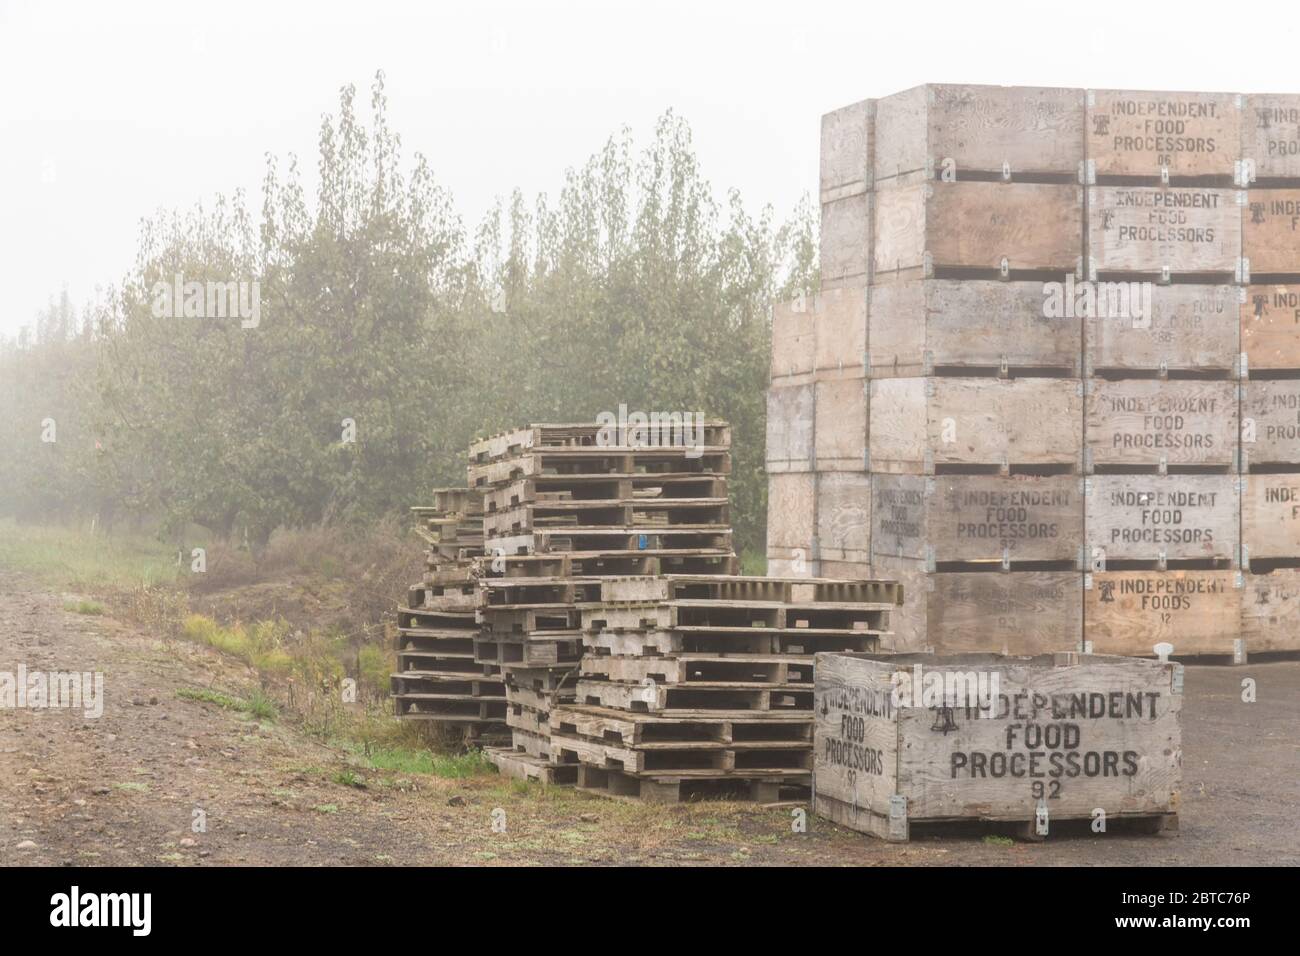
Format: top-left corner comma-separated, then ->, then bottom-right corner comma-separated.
2,0 -> 1298,337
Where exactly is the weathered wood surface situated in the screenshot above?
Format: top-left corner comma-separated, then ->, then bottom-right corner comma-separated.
1085,379 -> 1237,469
766,473 -> 816,553
1242,379 -> 1300,465
870,377 -> 1082,473
1242,94 -> 1300,182
817,472 -> 872,564
873,84 -> 1085,183
1243,189 -> 1300,275
821,98 -> 874,203
1240,569 -> 1300,651
814,377 -> 867,470
1242,284 -> 1300,371
1242,474 -> 1300,561
1086,474 -> 1238,564
874,557 -> 1083,655
1085,283 -> 1238,373
872,474 -> 1082,565
765,383 -> 814,472
869,279 -> 1080,377
815,284 -> 867,379
813,652 -> 1181,837
770,299 -> 815,384
821,191 -> 871,286
1087,186 -> 1242,276
1085,570 -> 1241,656
875,181 -> 1083,276
1086,90 -> 1240,180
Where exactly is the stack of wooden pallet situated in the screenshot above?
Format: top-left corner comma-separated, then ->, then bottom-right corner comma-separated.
391,488 -> 508,744
767,83 -> 1300,659
468,422 -> 738,783
548,574 -> 902,802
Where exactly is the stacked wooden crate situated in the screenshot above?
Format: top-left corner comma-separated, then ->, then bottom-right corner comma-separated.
769,84 -> 1300,658
548,574 -> 903,802
1239,94 -> 1300,655
468,423 -> 738,782
391,488 -> 508,744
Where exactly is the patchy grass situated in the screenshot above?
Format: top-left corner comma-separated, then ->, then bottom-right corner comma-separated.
63,599 -> 105,615
983,835 -> 1015,847
176,686 -> 278,721
739,549 -> 766,576
355,745 -> 495,779
0,519 -> 179,589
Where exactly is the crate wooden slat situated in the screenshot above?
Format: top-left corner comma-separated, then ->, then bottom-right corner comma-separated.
1084,569 -> 1242,656
815,285 -> 867,380
816,472 -> 872,564
821,191 -> 871,287
1085,89 -> 1240,182
821,98 -> 874,203
1086,474 -> 1239,566
1242,94 -> 1300,182
765,383 -> 814,473
1086,186 -> 1243,278
1084,283 -> 1239,375
814,377 -> 867,471
1242,379 -> 1300,466
869,279 -> 1081,378
1241,569 -> 1300,651
770,299 -> 815,385
1242,474 -> 1300,564
1242,284 -> 1300,371
1243,189 -> 1300,275
1085,379 -> 1237,470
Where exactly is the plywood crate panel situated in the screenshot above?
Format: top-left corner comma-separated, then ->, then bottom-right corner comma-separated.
1241,569 -> 1300,651
821,98 -> 874,203
1086,474 -> 1239,565
819,558 -> 871,580
869,377 -> 1082,474
1085,379 -> 1237,470
770,299 -> 815,385
872,473 -> 1082,565
1242,474 -> 1300,563
869,279 -> 1080,377
817,472 -> 871,564
874,84 -> 1085,184
874,181 -> 1083,278
875,556 -> 1083,655
1242,379 -> 1300,466
1242,95 -> 1300,182
815,284 -> 867,380
1084,283 -> 1239,374
821,191 -> 871,288
767,472 -> 816,555
1241,284 -> 1300,371
1085,570 -> 1241,656
1243,189 -> 1300,275
814,377 -> 867,471
1085,89 -> 1241,181
1086,186 -> 1243,278
765,383 -> 814,473
813,651 -> 1181,840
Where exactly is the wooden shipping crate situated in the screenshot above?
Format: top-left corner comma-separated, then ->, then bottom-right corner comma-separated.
1085,89 -> 1241,181
1241,569 -> 1300,652
869,377 -> 1082,474
874,556 -> 1083,655
1242,284 -> 1300,372
872,474 -> 1083,566
1243,189 -> 1300,275
1085,474 -> 1239,566
1085,570 -> 1241,656
813,651 -> 1180,840
874,181 -> 1083,278
820,558 -> 870,580
1084,283 -> 1239,375
1086,186 -> 1243,278
1242,474 -> 1300,564
770,299 -> 815,385
1242,379 -> 1300,466
815,284 -> 867,380
1085,379 -> 1237,470
868,279 -> 1080,377
874,84 -> 1085,184
817,472 -> 872,564
814,377 -> 867,471
821,98 -> 874,203
821,191 -> 871,288
767,472 -> 816,556
765,383 -> 814,473
1242,94 -> 1300,182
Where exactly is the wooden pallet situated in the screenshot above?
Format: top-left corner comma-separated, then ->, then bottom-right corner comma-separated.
571,763 -> 809,804
574,678 -> 813,714
484,746 -> 578,786
470,422 -> 732,463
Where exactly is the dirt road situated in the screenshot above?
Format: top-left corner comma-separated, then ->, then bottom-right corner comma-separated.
1,569 -> 1296,866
